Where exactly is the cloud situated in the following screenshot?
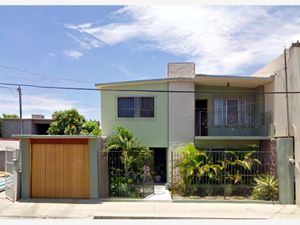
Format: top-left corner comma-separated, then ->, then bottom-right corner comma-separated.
65,6 -> 300,74
49,52 -> 56,57
111,64 -> 136,77
63,50 -> 83,59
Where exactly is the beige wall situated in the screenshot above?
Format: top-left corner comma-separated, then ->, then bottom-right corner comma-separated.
168,81 -> 195,146
255,45 -> 300,205
252,52 -> 288,137
286,46 -> 300,205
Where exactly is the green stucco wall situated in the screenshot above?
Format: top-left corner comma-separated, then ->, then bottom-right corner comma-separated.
89,138 -> 99,198
195,85 -> 266,136
21,139 -> 30,199
276,137 -> 295,204
101,83 -> 168,147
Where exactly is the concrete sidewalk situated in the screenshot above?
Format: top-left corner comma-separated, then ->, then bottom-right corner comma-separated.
0,192 -> 300,219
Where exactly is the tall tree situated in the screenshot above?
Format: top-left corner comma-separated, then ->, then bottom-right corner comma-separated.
47,109 -> 86,135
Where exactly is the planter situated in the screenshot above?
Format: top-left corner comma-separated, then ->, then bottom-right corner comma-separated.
154,175 -> 161,183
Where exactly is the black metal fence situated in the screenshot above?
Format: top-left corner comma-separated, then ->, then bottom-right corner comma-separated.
171,147 -> 276,200
108,150 -> 154,198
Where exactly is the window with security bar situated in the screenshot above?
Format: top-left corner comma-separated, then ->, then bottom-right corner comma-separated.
214,97 -> 252,126
117,97 -> 155,118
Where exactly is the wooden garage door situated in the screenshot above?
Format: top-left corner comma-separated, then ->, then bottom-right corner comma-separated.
30,139 -> 90,198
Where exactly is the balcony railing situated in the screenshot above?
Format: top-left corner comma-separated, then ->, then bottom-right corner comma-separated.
195,110 -> 272,137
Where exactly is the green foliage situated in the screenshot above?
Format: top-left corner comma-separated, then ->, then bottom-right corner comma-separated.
1,114 -> 19,119
252,174 -> 279,201
47,109 -> 86,135
104,126 -> 152,175
110,169 -> 143,198
175,143 -> 261,196
80,120 -> 101,136
222,149 -> 261,184
176,144 -> 223,195
47,109 -> 100,135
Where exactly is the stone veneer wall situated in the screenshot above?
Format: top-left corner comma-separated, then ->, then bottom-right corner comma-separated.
259,139 -> 277,176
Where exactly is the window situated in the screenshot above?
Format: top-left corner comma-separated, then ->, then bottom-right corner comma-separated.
118,97 -> 134,117
214,98 -> 252,126
117,97 -> 155,118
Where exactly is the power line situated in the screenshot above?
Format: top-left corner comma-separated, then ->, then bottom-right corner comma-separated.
0,81 -> 300,95
0,64 -> 93,83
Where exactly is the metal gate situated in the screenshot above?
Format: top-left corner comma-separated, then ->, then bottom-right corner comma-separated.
5,147 -> 20,201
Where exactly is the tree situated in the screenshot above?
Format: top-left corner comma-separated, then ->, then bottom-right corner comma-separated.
80,120 -> 101,136
104,126 -> 151,175
47,109 -> 101,135
2,114 -> 19,119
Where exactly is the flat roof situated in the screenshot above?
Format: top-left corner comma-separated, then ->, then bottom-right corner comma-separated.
95,74 -> 273,89
195,74 -> 274,88
95,77 -> 192,88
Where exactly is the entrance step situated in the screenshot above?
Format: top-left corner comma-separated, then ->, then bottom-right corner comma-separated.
154,185 -> 166,194
144,185 -> 171,201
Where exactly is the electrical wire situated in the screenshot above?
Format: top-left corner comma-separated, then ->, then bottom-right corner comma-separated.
0,81 -> 300,95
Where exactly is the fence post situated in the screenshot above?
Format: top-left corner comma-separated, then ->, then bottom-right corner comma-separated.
223,148 -> 227,200
171,151 -> 174,199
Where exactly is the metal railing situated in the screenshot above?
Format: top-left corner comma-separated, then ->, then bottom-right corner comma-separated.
108,150 -> 154,198
194,109 -> 272,137
171,147 -> 276,200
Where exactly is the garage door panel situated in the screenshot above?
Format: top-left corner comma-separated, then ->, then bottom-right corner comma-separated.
65,144 -> 89,198
31,142 -> 90,199
31,144 -> 46,198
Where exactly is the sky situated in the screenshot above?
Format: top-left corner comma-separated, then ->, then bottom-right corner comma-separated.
1,5 -> 300,121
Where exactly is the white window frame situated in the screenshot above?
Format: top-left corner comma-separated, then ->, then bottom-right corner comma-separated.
214,97 -> 252,126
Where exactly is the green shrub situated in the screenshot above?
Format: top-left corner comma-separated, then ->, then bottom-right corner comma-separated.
252,174 -> 279,201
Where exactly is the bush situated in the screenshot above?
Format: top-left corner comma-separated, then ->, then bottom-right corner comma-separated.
252,174 -> 279,201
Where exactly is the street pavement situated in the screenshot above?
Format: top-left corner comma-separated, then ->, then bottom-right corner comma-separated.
0,192 -> 300,219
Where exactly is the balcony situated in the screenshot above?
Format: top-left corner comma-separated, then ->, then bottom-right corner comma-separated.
195,109 -> 272,138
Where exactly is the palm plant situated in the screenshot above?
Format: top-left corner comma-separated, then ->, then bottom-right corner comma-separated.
252,174 -> 279,201
104,126 -> 152,175
176,143 -> 222,195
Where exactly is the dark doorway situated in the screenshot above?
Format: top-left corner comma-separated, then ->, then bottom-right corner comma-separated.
195,99 -> 208,136
152,148 -> 167,184
34,124 -> 50,135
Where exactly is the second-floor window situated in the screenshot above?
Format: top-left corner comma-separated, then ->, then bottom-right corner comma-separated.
214,97 -> 252,126
117,97 -> 155,118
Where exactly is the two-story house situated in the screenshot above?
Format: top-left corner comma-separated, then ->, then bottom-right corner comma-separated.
96,63 -> 274,184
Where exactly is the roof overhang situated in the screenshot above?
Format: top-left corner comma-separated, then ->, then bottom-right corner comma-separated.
195,74 -> 274,88
95,77 -> 192,89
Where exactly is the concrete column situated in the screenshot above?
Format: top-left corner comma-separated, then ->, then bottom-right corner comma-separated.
276,138 -> 295,204
167,63 -> 195,183
98,137 -> 109,198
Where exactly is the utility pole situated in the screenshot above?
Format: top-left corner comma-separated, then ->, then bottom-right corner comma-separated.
284,48 -> 290,137
17,85 -> 23,135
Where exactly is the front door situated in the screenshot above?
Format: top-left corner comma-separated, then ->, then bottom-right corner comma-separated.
153,148 -> 167,184
195,100 -> 208,136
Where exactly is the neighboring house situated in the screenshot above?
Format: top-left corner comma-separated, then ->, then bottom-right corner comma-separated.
0,139 -> 19,171
96,42 -> 300,205
1,115 -> 52,138
252,41 -> 300,206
